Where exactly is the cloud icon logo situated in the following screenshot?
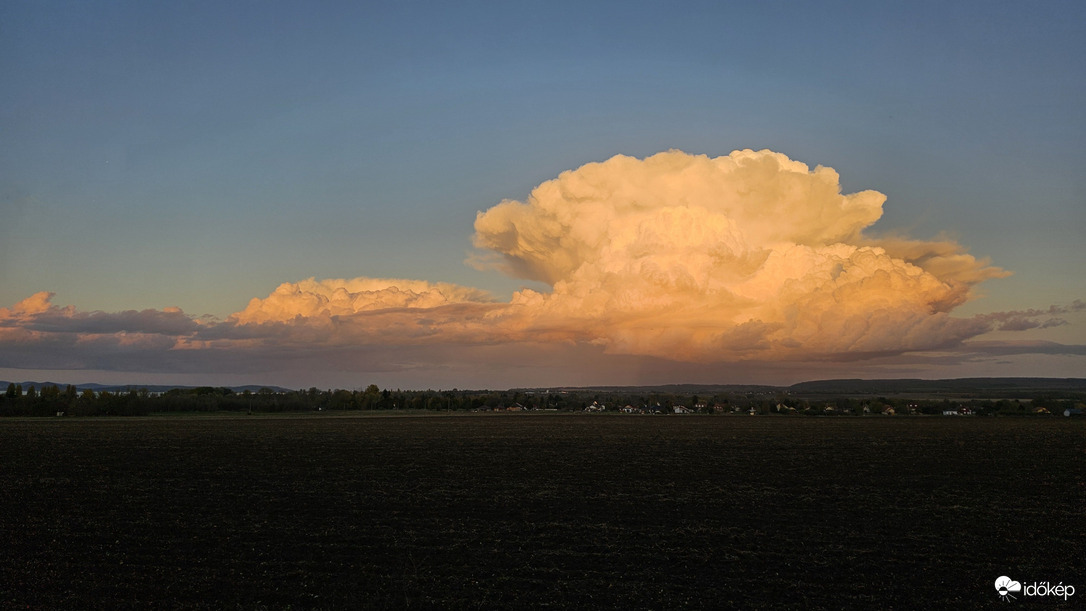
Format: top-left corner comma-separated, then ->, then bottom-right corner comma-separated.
995,576 -> 1022,601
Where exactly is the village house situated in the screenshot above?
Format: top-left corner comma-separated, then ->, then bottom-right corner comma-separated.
942,406 -> 973,415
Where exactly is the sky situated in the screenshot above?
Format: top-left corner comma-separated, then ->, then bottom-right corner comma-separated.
1,0 -> 1084,390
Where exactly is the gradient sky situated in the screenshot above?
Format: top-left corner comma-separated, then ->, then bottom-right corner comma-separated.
2,1 -> 1084,389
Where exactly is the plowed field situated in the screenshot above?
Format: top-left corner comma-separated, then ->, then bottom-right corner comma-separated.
2,414 -> 1082,608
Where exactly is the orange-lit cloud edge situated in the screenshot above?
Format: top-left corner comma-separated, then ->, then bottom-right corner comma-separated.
2,150 -> 1083,386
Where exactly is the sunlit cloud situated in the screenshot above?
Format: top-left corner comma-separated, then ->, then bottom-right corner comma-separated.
0,292 -> 198,338
470,149 -> 1006,359
230,277 -> 497,325
1,149 -> 1080,385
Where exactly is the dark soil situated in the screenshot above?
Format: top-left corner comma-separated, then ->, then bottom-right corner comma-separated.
1,414 -> 1082,609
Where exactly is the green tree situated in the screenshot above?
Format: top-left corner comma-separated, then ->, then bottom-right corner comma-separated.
361,384 -> 381,410
64,385 -> 78,410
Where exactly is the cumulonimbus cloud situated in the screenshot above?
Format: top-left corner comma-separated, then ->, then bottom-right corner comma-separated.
3,149 -> 1077,377
469,149 -> 1008,359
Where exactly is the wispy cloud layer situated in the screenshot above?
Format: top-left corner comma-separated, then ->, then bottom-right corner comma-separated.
1,150 -> 1080,385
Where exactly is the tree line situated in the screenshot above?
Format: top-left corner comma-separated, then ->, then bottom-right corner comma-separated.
2,381 -> 1081,417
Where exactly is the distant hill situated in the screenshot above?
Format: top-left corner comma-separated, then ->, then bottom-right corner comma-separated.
787,378 -> 1086,397
0,381 -> 294,394
524,378 -> 1086,399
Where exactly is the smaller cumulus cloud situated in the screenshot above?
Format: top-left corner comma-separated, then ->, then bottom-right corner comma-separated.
230,277 -> 496,325
217,278 -> 507,349
0,292 -> 198,337
0,292 -> 200,371
974,302 -> 1084,332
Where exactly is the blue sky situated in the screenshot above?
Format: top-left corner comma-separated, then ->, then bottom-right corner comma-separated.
1,1 -> 1083,388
